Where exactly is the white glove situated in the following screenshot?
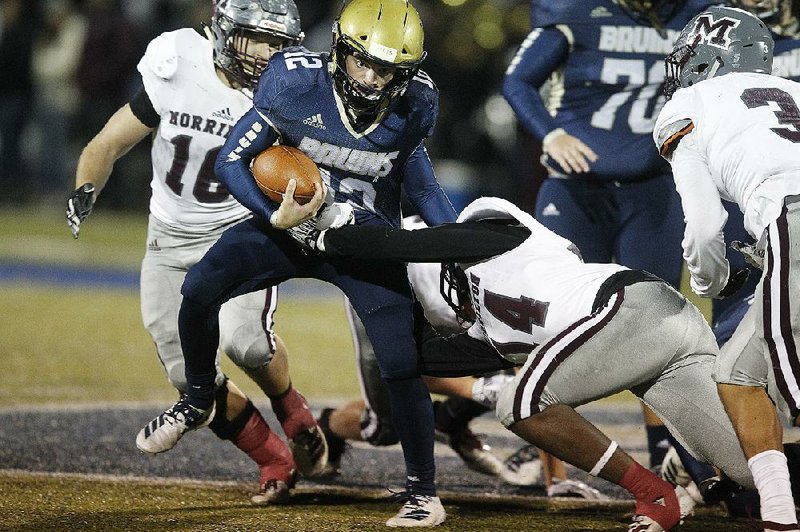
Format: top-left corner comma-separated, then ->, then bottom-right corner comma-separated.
471,373 -> 515,409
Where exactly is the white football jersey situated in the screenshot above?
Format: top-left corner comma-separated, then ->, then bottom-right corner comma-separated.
655,72 -> 800,239
402,216 -> 465,335
457,198 -> 626,364
138,29 -> 251,233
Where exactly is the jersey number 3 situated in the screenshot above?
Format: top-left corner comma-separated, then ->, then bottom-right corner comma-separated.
741,87 -> 800,143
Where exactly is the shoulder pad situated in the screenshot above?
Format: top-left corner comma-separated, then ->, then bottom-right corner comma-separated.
404,70 -> 439,137
657,119 -> 694,160
138,30 -> 188,81
254,47 -> 324,106
654,87 -> 696,161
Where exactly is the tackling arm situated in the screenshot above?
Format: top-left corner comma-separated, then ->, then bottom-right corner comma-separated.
323,221 -> 530,263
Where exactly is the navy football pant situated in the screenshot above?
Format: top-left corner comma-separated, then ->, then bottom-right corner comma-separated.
179,216 -> 436,494
534,174 -> 684,289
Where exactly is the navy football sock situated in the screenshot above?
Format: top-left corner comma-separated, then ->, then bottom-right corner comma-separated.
646,424 -> 671,469
385,376 -> 436,496
179,297 -> 219,410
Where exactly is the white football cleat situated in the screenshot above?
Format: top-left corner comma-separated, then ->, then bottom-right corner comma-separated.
289,425 -> 329,478
136,396 -> 214,454
250,478 -> 294,505
500,444 -> 542,486
445,426 -> 504,477
660,446 -> 692,488
547,479 -> 610,500
386,495 -> 446,528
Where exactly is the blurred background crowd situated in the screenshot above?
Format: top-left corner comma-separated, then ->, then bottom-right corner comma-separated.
0,0 -> 542,212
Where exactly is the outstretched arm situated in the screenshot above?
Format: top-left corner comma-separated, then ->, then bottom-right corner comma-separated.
323,221 -> 530,263
67,90 -> 155,238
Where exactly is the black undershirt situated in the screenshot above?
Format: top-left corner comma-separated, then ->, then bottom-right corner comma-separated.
323,221 -> 531,263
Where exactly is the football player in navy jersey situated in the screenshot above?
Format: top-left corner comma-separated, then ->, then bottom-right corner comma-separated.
502,0 -> 716,473
138,0 -> 455,527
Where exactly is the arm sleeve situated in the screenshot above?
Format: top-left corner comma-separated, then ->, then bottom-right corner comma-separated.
323,221 -> 530,262
670,131 -> 730,298
128,85 -> 160,128
214,107 -> 280,221
403,143 -> 457,225
502,27 -> 570,141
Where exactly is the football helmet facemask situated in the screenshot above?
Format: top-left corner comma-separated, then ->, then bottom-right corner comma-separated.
615,0 -> 685,37
331,0 -> 426,129
731,0 -> 799,37
664,6 -> 773,99
440,263 -> 476,326
211,0 -> 303,90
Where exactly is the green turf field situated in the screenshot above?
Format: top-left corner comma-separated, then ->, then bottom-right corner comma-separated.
0,473 -> 756,532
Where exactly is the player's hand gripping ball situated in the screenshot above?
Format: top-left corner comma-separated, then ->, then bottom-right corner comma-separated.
252,146 -> 322,205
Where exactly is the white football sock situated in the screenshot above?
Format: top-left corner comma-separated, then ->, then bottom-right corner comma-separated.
748,450 -> 798,529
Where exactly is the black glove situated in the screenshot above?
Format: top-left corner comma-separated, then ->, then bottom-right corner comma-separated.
716,268 -> 750,299
66,183 -> 96,239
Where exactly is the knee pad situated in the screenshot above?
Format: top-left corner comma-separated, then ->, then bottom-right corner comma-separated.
219,322 -> 275,370
360,406 -> 399,446
165,361 -> 188,393
208,380 -> 256,441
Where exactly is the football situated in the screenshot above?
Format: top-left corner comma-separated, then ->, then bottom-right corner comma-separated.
251,145 -> 322,205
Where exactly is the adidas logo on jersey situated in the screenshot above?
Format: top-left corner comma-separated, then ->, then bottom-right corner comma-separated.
303,113 -> 326,130
147,239 -> 162,252
212,107 -> 234,121
590,6 -> 612,17
541,203 -> 561,217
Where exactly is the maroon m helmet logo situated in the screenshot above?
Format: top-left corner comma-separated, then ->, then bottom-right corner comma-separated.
689,14 -> 741,49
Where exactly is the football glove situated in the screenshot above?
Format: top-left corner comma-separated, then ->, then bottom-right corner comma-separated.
731,240 -> 764,270
66,183 -> 96,239
716,268 -> 750,300
286,202 -> 355,253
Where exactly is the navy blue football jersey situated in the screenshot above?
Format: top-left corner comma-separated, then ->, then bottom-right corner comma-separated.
506,0 -> 713,181
251,47 -> 442,227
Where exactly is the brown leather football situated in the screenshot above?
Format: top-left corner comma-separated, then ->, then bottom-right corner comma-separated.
251,145 -> 321,205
